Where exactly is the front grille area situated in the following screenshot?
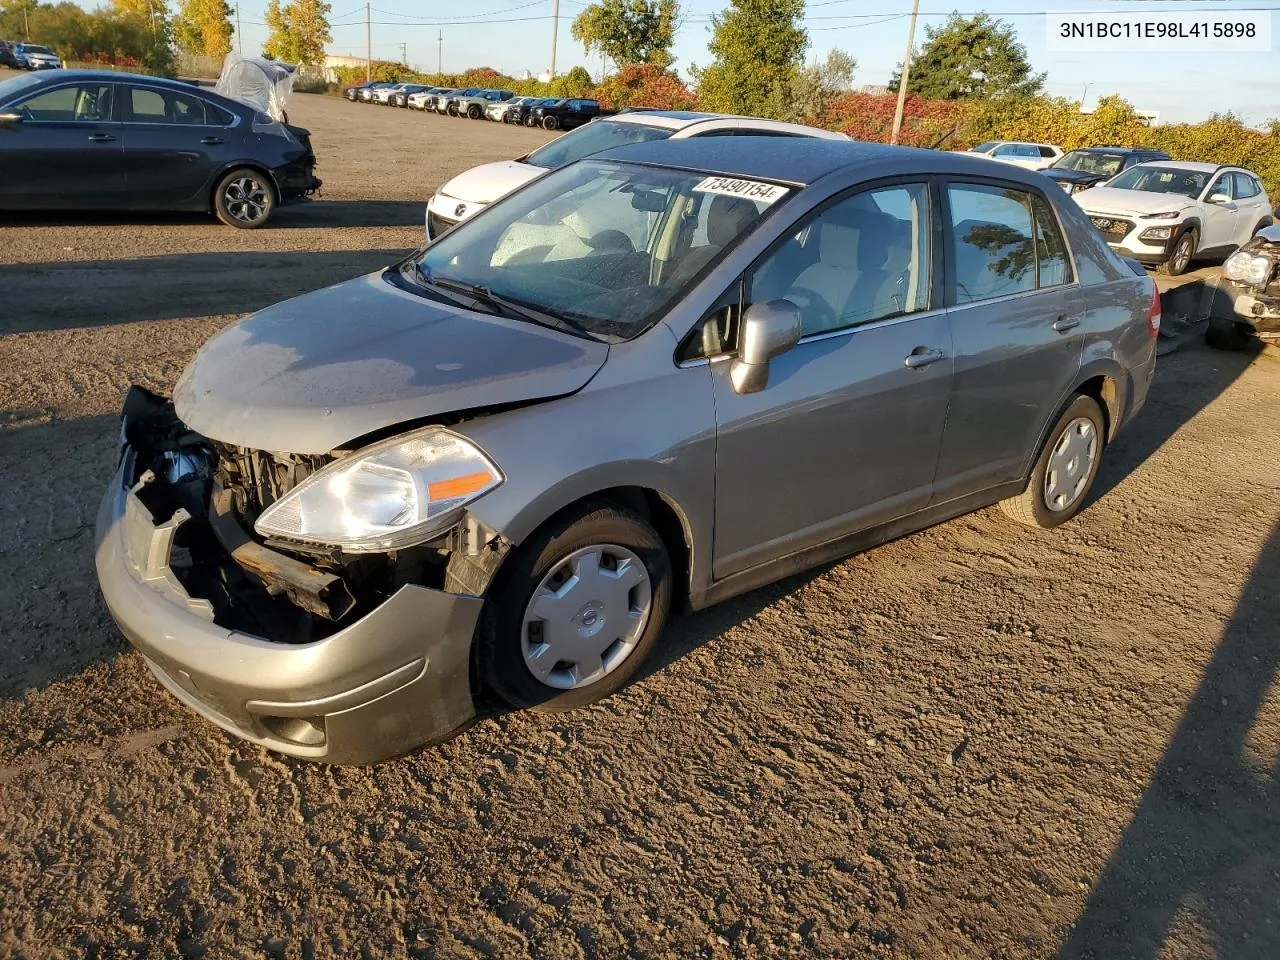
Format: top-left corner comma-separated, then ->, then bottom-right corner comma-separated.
1089,216 -> 1134,241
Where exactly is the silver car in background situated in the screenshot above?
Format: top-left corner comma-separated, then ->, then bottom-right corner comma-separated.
96,139 -> 1159,763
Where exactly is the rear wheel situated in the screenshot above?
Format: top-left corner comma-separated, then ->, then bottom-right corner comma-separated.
1205,314 -> 1253,351
1158,229 -> 1196,276
999,395 -> 1105,528
474,502 -> 672,712
542,115 -> 559,130
213,168 -> 276,229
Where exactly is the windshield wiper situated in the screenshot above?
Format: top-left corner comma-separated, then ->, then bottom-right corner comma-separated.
431,275 -> 590,338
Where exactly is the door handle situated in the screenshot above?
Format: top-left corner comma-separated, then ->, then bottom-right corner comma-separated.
87,134 -> 116,143
903,347 -> 946,369
200,137 -> 224,145
1052,315 -> 1081,333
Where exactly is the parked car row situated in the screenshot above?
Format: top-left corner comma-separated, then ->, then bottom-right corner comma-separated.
0,40 -> 62,70
345,80 -> 609,130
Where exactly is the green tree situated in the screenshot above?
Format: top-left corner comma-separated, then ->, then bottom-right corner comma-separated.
264,0 -> 330,65
173,0 -> 233,58
694,0 -> 806,118
890,13 -> 1043,102
550,64 -> 595,97
570,0 -> 679,69
784,47 -> 854,125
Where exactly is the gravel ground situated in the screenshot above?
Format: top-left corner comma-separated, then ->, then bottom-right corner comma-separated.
2,92 -> 1279,960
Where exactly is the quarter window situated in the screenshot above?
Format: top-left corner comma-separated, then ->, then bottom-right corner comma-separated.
1031,194 -> 1072,287
748,183 -> 932,337
14,84 -> 113,122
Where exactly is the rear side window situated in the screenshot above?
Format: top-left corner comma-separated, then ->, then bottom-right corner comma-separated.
129,87 -> 212,125
1038,146 -> 1057,158
948,185 -> 1073,303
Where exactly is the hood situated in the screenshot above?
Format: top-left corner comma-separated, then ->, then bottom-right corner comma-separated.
1076,186 -> 1197,217
173,272 -> 608,454
437,159 -> 544,206
1252,224 -> 1280,245
1044,168 -> 1105,185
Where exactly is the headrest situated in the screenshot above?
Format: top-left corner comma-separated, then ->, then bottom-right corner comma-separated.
707,195 -> 759,247
818,206 -> 895,271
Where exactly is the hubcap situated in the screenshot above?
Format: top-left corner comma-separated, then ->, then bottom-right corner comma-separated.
1173,236 -> 1192,270
1043,416 -> 1098,511
521,544 -> 652,690
224,176 -> 268,223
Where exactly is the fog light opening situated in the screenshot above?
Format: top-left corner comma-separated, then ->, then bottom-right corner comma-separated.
259,714 -> 327,747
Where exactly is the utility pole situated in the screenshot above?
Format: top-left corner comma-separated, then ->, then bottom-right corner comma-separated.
549,0 -> 559,77
399,42 -> 407,65
890,0 -> 920,146
365,2 -> 372,82
437,31 -> 442,74
236,3 -> 243,56
22,4 -> 29,41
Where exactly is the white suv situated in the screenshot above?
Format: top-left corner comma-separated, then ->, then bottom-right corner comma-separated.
965,141 -> 1063,171
425,110 -> 850,240
1077,161 -> 1273,276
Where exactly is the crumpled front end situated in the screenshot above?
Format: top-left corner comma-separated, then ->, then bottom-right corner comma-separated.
1223,230 -> 1280,341
94,387 -> 508,763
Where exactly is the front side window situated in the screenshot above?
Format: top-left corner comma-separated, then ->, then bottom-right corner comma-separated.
524,119 -> 672,170
1206,174 -> 1234,201
14,83 -> 113,122
1106,165 -> 1210,199
413,160 -> 783,342
748,183 -> 932,337
129,87 -> 209,125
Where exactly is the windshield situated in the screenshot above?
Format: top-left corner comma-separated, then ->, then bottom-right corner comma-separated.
1106,165 -> 1209,198
23,45 -> 53,54
525,120 -> 672,170
1052,151 -> 1126,176
970,141 -> 999,153
0,71 -> 44,103
411,160 -> 787,341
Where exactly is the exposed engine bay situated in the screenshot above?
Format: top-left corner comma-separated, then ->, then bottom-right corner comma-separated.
120,386 -> 508,644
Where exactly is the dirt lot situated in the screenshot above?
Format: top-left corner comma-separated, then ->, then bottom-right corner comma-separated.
2,92 -> 1279,960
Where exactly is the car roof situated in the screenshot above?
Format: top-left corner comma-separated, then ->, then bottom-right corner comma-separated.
1134,159 -> 1229,173
595,136 -> 1011,187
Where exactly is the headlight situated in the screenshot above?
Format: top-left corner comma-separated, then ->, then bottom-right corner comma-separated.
1224,251 -> 1273,286
254,427 -> 503,552
1140,211 -> 1180,220
1140,226 -> 1174,241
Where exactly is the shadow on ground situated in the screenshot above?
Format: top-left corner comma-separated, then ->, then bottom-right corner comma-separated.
1056,519 -> 1280,958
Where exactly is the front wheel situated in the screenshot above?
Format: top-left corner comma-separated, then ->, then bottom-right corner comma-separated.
541,115 -> 559,130
1158,229 -> 1196,276
999,394 -> 1105,528
467,104 -> 482,119
524,115 -> 537,127
213,168 -> 276,229
473,502 -> 672,711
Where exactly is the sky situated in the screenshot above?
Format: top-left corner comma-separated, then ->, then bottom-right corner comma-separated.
101,0 -> 1280,125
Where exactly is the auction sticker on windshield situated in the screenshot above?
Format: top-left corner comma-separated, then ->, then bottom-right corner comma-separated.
693,177 -> 790,205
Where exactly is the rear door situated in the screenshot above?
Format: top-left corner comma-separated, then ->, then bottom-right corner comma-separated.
932,180 -> 1083,501
1231,172 -> 1271,243
120,84 -> 238,207
1198,170 -> 1239,251
0,81 -> 124,208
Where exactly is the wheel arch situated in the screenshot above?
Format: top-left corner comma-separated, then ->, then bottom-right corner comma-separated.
206,161 -> 279,213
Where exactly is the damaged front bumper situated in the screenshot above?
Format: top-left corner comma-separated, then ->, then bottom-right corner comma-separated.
1226,284 -> 1280,341
94,401 -> 483,765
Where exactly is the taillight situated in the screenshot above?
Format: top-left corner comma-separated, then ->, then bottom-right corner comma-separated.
1147,284 -> 1161,337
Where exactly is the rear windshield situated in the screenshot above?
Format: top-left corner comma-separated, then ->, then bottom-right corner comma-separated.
526,120 -> 672,170
970,141 -> 999,153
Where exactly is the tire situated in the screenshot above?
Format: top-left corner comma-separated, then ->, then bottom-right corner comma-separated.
212,167 -> 276,229
999,394 -> 1105,528
541,115 -> 559,130
1158,229 -> 1196,276
447,103 -> 458,116
474,502 -> 672,712
1205,314 -> 1253,351
524,115 -> 536,127
467,104 -> 482,119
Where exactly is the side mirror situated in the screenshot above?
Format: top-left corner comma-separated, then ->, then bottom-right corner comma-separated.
1208,193 -> 1232,205
730,299 -> 802,395
0,112 -> 23,126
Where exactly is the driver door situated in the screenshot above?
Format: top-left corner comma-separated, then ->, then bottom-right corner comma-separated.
709,182 -> 953,579
0,81 -> 124,207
